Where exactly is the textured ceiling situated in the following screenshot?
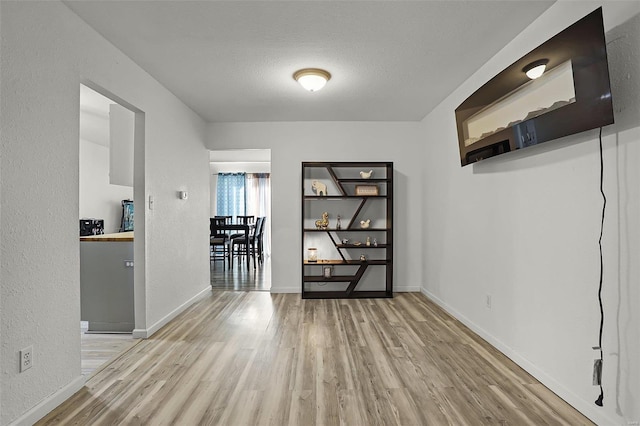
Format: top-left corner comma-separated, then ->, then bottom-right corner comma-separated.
64,1 -> 554,123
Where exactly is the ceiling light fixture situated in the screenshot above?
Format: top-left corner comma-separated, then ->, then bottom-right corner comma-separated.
523,59 -> 549,80
293,68 -> 331,92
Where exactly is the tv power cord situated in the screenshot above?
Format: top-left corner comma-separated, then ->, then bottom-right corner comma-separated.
594,126 -> 605,407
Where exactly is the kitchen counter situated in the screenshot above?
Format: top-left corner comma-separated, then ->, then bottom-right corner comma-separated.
80,231 -> 133,242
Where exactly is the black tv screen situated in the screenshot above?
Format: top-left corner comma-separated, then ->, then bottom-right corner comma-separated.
455,8 -> 614,166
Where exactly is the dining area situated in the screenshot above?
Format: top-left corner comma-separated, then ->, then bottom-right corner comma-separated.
210,215 -> 267,271
209,165 -> 271,290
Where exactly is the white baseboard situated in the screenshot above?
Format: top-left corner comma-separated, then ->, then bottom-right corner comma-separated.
9,375 -> 85,426
420,288 -> 623,426
395,286 -> 421,292
270,286 -> 300,293
133,285 -> 211,339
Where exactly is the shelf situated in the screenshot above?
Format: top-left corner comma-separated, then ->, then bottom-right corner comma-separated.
301,161 -> 391,168
303,275 -> 356,282
336,244 -> 389,249
304,259 -> 388,265
304,195 -> 389,200
302,161 -> 393,299
301,290 -> 392,299
303,228 -> 389,232
337,178 -> 391,183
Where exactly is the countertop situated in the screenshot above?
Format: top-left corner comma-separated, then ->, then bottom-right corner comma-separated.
80,231 -> 134,242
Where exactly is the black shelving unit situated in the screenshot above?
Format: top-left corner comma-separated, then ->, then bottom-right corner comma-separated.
301,162 -> 393,299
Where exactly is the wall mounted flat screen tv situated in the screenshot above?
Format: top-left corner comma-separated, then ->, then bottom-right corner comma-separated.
455,8 -> 614,166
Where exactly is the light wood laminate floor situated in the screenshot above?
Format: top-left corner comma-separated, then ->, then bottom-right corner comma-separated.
210,257 -> 271,291
40,292 -> 592,425
81,331 -> 138,377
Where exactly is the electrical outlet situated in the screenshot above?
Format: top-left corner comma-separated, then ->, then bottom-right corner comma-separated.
485,294 -> 492,309
20,346 -> 33,372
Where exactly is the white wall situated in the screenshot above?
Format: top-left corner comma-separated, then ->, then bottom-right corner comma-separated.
108,103 -> 135,187
207,122 -> 424,293
421,2 -> 640,425
80,139 -> 134,233
0,2 -> 210,424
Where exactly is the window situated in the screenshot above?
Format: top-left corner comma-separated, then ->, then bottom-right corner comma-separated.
216,173 -> 245,218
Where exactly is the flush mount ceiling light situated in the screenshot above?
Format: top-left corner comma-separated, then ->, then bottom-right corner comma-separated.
293,68 -> 331,92
523,59 -> 549,79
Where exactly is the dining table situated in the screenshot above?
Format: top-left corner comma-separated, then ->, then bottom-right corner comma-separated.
213,223 -> 253,268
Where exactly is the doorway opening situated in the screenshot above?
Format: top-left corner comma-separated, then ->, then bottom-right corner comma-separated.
78,83 -> 143,375
209,149 -> 272,291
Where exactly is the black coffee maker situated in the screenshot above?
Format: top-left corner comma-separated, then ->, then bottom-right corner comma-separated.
80,219 -> 104,236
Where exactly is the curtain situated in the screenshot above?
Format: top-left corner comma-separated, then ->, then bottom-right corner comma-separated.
246,173 -> 271,258
216,173 -> 246,218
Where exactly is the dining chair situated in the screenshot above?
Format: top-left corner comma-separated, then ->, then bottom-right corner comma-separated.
236,215 -> 254,225
254,217 -> 266,265
229,215 -> 254,240
231,216 -> 263,269
210,217 -> 230,268
214,215 -> 232,224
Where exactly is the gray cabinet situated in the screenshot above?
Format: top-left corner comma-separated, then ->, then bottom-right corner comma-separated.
80,235 -> 134,332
